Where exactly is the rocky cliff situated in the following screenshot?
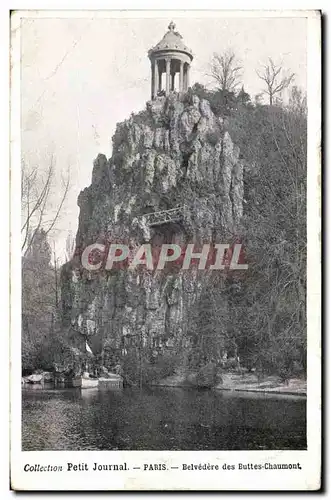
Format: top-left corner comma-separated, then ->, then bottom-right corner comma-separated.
61,91 -> 244,362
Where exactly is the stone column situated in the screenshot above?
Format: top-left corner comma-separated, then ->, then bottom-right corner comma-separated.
158,65 -> 162,93
179,61 -> 184,92
171,73 -> 175,91
186,64 -> 190,90
165,58 -> 171,95
153,60 -> 158,98
151,61 -> 155,99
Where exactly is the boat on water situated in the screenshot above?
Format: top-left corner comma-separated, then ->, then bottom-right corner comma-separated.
81,377 -> 99,389
72,372 -> 123,389
72,372 -> 99,389
25,373 -> 43,384
99,373 -> 123,389
59,340 -> 124,390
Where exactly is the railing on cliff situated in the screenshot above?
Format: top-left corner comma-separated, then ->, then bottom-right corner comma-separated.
138,206 -> 186,227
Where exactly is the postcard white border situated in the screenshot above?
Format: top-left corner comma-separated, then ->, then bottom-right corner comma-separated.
10,8 -> 321,491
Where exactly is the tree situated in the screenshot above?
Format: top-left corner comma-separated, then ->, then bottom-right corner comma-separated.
22,229 -> 55,371
226,100 -> 307,379
21,154 -> 70,255
191,82 -> 248,117
209,49 -> 242,92
256,58 -> 295,105
21,153 -> 71,372
288,85 -> 307,116
187,273 -> 229,363
65,229 -> 76,262
22,229 -> 76,373
237,86 -> 252,107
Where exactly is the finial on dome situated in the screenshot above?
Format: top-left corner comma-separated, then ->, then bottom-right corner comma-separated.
168,21 -> 176,31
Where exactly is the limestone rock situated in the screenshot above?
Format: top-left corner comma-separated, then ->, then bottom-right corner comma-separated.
61,93 -> 244,356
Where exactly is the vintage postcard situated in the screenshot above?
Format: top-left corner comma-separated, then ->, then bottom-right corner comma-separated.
10,8 -> 321,491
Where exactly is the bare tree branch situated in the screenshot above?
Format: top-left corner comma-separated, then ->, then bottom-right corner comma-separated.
208,49 -> 242,92
21,157 -> 54,234
256,58 -> 295,105
44,170 -> 70,237
21,155 -> 71,254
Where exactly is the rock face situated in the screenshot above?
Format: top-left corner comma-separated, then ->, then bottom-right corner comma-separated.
61,92 -> 244,358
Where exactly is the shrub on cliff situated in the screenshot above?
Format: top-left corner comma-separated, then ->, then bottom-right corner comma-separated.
191,82 -> 247,116
206,128 -> 222,146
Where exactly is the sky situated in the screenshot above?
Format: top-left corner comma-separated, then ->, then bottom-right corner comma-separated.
21,13 -> 307,259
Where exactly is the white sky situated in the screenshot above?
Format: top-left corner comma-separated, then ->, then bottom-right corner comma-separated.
21,15 -> 307,259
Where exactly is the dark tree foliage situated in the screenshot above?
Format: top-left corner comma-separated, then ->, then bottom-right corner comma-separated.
226,96 -> 307,379
22,229 -> 71,373
237,86 -> 253,108
22,230 -> 54,372
189,83 -> 307,379
191,83 -> 239,116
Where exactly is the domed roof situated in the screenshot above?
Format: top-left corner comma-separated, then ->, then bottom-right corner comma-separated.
149,21 -> 193,60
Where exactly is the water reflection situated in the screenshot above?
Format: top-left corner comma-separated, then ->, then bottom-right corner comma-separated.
22,387 -> 306,451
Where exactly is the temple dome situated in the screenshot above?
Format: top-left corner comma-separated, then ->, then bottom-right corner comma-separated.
149,21 -> 193,60
148,21 -> 193,99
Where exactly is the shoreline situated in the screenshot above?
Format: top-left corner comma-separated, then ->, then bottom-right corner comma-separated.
22,371 -> 307,398
150,383 -> 307,398
216,386 -> 306,397
153,372 -> 307,397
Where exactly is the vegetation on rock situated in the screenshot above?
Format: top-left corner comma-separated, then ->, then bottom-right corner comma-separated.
22,73 -> 307,386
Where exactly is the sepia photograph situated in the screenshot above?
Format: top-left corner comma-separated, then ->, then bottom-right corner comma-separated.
10,8 -> 321,491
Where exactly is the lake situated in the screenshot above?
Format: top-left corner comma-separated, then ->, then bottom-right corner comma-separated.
22,386 -> 306,450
